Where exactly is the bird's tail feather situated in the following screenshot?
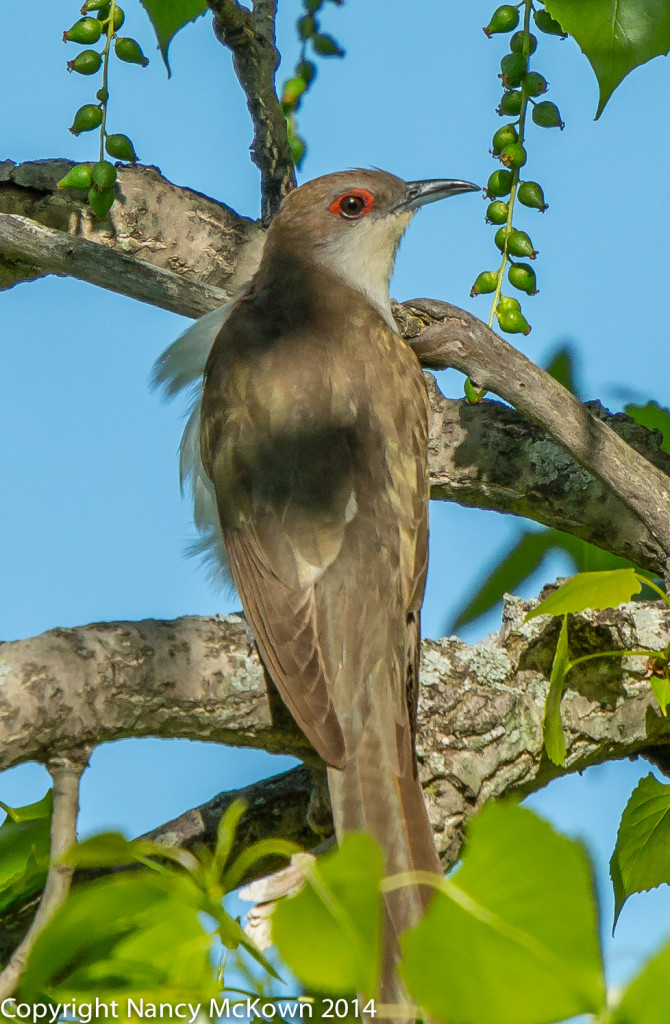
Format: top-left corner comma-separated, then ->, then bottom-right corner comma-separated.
327,748 -> 440,1015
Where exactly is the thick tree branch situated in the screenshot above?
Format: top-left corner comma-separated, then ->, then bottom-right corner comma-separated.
0,214 -> 230,318
2,603 -> 670,850
2,599 -> 670,959
423,377 -> 670,576
0,753 -> 88,997
0,160 -> 264,306
209,0 -> 295,221
405,299 -> 670,562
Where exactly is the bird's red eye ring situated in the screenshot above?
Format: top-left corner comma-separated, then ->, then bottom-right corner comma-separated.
330,189 -> 374,219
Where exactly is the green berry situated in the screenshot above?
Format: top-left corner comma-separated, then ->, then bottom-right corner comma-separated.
290,133 -> 306,167
282,77 -> 307,107
487,169 -> 513,198
492,124 -> 518,154
517,180 -> 548,210
525,72 -> 548,96
483,5 -> 519,36
305,0 -> 322,11
507,230 -> 537,258
533,8 -> 567,36
57,163 -> 92,190
81,0 -> 110,9
91,159 -> 117,189
105,133 -> 138,162
115,37 -> 149,66
96,87 -> 109,102
500,52 -> 528,88
298,14 -> 317,39
497,307 -> 532,335
532,100 -> 565,128
69,104 -> 103,135
486,200 -> 509,224
510,31 -> 538,54
471,271 -> 499,296
67,49 -> 102,75
88,185 -> 115,220
498,90 -> 523,116
497,295 -> 521,313
103,6 -> 125,30
494,225 -> 512,251
63,17 -> 102,44
297,60 -> 316,84
500,142 -> 527,168
508,262 -> 538,294
312,33 -> 344,56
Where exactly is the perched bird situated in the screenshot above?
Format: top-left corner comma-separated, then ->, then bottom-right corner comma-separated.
155,169 -> 478,1003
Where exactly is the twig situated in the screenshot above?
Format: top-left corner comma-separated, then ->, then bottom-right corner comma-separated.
0,752 -> 89,998
209,0 -> 296,221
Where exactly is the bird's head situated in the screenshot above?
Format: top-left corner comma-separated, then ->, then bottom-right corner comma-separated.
263,168 -> 479,323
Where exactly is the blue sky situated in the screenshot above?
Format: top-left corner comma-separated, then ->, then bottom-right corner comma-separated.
2,0 -> 670,1002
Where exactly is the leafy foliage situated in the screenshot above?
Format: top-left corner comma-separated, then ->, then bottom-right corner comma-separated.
138,0 -> 208,73
610,773 -> 670,926
273,833 -> 383,997
543,614 -> 569,764
21,801 -> 295,1002
400,802 -> 605,1024
0,790 -> 52,914
526,568 -> 642,619
546,0 -> 670,116
626,400 -> 670,454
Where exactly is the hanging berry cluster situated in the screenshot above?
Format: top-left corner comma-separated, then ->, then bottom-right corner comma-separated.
471,0 -> 565,347
57,0 -> 148,219
280,0 -> 345,168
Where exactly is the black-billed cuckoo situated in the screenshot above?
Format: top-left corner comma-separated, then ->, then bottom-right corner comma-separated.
159,169 -> 478,1001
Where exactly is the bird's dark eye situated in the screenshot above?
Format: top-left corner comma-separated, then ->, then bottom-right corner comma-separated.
330,189 -> 374,219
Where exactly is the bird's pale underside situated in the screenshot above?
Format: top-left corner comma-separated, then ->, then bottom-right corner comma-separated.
155,168 -> 478,1015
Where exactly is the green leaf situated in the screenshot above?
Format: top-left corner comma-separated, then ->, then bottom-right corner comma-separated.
625,400 -> 670,455
610,937 -> 670,1024
451,528 -> 566,630
610,773 -> 670,926
138,0 -> 208,74
0,789 -> 52,824
212,798 -> 247,879
526,568 -> 642,619
21,871 -> 214,1001
400,803 -> 605,1024
222,837 -> 299,892
544,615 -> 569,766
545,0 -> 670,117
273,833 -> 383,997
545,342 -> 582,397
0,790 -> 52,911
63,831 -> 150,869
650,672 -> 670,715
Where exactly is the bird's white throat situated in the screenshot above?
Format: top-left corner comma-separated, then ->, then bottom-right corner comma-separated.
314,210 -> 414,329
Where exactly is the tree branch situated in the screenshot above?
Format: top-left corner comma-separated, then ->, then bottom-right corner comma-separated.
0,214 -> 230,318
2,597 -> 670,959
209,0 -> 295,221
0,753 -> 89,997
423,376 -> 670,576
405,299 -> 670,561
0,160 -> 265,307
2,603 -> 669,852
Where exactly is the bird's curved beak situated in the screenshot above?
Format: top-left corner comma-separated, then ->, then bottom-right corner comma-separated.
396,178 -> 481,213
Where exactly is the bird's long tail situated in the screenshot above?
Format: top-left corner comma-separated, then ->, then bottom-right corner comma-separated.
327,734 -> 441,1015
